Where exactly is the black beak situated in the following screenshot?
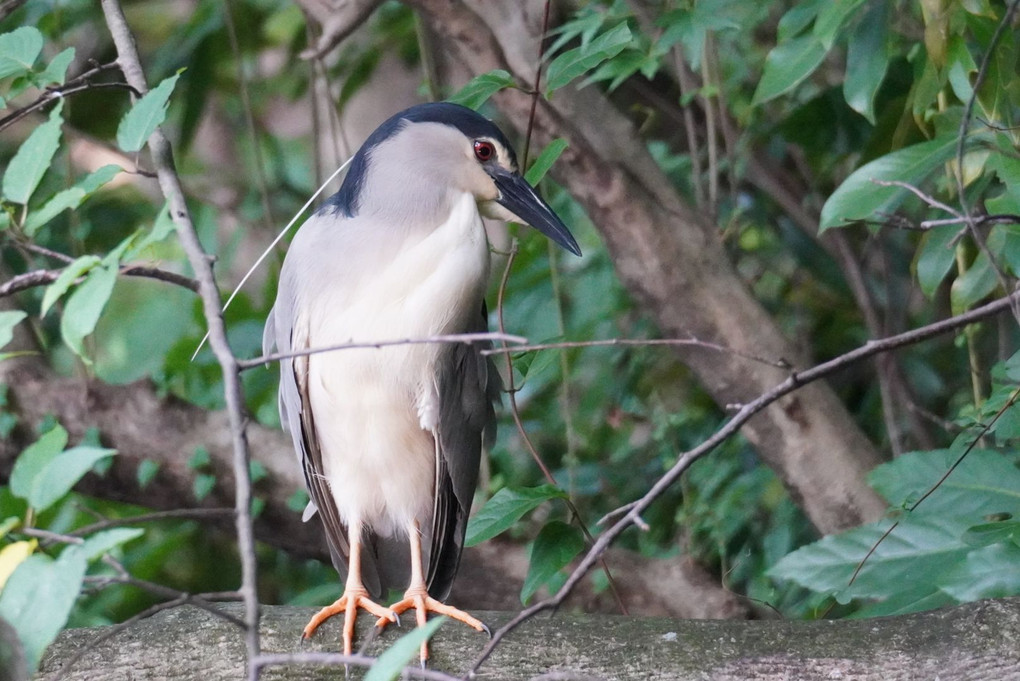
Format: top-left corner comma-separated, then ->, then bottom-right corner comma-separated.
491,169 -> 581,256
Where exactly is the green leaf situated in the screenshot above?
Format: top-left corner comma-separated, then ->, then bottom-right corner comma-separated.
40,255 -> 101,317
249,460 -> 268,483
9,426 -> 68,501
2,100 -> 63,205
188,446 -> 211,470
768,515 -> 971,601
520,521 -> 585,604
78,528 -> 143,561
59,263 -> 117,363
447,70 -> 515,110
116,72 -> 182,152
546,23 -> 632,93
136,459 -> 160,489
819,135 -> 961,230
132,202 -> 175,255
524,139 -> 569,186
465,485 -> 567,546
950,250 -> 997,314
24,165 -> 121,237
842,2 -> 889,124
751,36 -> 827,106
364,616 -> 444,681
26,445 -> 117,512
286,488 -> 309,513
870,450 -> 1020,520
0,27 -> 42,80
36,47 -> 75,87
0,545 -> 87,673
915,224 -> 960,298
813,0 -> 867,49
0,311 -> 27,352
936,542 -> 1020,601
193,473 -> 216,501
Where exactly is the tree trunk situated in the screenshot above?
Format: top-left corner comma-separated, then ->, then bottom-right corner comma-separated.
39,599 -> 1020,680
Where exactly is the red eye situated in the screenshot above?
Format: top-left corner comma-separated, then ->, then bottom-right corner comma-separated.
474,140 -> 495,162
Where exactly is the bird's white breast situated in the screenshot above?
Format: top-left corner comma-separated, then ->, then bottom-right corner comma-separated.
301,192 -> 490,536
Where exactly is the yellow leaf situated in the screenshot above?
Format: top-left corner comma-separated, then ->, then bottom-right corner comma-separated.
0,539 -> 37,589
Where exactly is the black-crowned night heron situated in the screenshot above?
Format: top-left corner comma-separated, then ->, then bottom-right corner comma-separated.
263,102 -> 580,662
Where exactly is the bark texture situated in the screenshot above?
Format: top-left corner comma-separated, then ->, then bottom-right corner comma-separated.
39,599 -> 1020,680
396,0 -> 888,534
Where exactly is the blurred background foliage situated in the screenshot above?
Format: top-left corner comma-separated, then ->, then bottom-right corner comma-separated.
1,0 -> 1020,662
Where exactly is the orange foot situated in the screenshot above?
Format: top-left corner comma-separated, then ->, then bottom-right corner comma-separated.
303,588 -> 398,656
377,588 -> 489,665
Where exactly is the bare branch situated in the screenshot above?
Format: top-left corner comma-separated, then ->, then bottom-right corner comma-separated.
482,336 -> 791,370
237,332 -> 528,370
98,0 -> 262,674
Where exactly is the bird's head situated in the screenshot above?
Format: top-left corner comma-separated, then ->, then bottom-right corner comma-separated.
328,102 -> 581,257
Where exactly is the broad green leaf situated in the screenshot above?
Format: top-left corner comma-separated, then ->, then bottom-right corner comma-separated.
364,617 -> 444,681
0,27 -> 42,80
768,515 -> 971,601
0,311 -> 27,352
521,521 -> 585,603
24,164 -> 121,236
546,23 -> 632,93
870,450 -> 1020,520
9,426 -> 69,501
26,445 -> 117,512
465,485 -> 567,546
813,0 -> 867,49
36,47 -> 74,87
751,36 -> 826,106
950,250 -> 997,314
2,100 -> 63,205
525,139 -> 569,186
447,70 -> 515,110
946,35 -> 977,104
843,2 -> 889,123
59,263 -> 118,363
116,72 -> 182,152
0,545 -> 87,673
914,224 -> 960,298
819,135 -> 961,230
0,540 -> 35,590
40,255 -> 101,317
776,0 -> 822,41
78,528 -> 143,561
851,584 -> 955,618
936,542 -> 1020,601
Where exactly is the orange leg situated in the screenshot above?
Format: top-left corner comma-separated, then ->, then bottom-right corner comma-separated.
303,522 -> 397,656
376,521 -> 488,665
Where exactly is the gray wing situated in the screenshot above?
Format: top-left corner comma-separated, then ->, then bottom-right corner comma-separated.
425,306 -> 500,599
264,255 -> 382,597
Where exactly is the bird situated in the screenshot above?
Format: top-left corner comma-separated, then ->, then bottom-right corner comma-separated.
263,101 -> 581,663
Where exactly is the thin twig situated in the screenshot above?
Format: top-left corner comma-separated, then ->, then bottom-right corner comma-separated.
99,2 -> 262,677
237,332 -> 528,370
482,336 -> 790,369
69,508 -> 234,537
0,263 -> 199,298
465,288 -> 1020,676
